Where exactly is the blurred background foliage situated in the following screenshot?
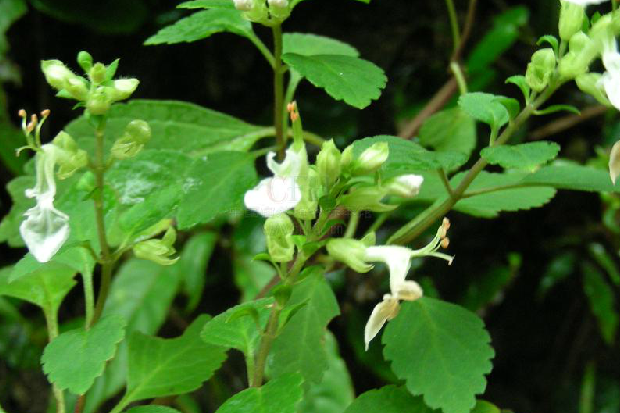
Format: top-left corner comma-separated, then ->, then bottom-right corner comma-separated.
0,0 -> 619,412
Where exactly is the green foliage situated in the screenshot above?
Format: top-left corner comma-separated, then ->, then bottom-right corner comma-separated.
383,298 -> 494,413
582,263 -> 618,345
418,108 -> 477,161
145,9 -> 252,45
201,298 -> 274,353
282,54 -> 386,109
0,0 -> 26,54
458,93 -> 510,132
283,33 -> 359,57
124,407 -> 182,413
352,136 -> 467,178
0,177 -> 33,247
343,385 -> 436,413
42,315 -> 127,395
178,0 -> 235,9
270,268 -> 340,386
521,163 -> 616,192
480,141 -> 561,171
125,315 -> 227,402
214,373 -> 304,413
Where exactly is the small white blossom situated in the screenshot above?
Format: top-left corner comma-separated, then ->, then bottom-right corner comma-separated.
233,0 -> 253,11
601,35 -> 620,110
244,147 -> 304,217
19,145 -> 70,262
386,174 -> 424,198
563,0 -> 608,5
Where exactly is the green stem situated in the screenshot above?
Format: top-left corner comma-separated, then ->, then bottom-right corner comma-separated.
272,24 -> 286,159
82,272 -> 95,328
450,62 -> 467,94
579,362 -> 596,413
44,309 -> 65,413
388,81 -> 562,245
444,0 -> 460,55
248,34 -> 276,68
437,169 -> 454,198
282,74 -> 302,143
344,212 -> 359,238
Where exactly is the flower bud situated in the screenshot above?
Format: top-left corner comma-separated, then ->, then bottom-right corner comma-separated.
316,139 -> 341,189
233,0 -> 253,11
559,32 -> 597,79
89,62 -> 107,84
339,187 -> 396,212
293,167 -> 320,220
559,0 -> 585,41
110,78 -> 140,102
526,48 -> 556,92
133,227 -> 179,266
386,174 -> 424,198
65,77 -> 89,101
340,145 -> 354,169
610,139 -> 620,184
264,213 -> 295,262
268,0 -> 290,22
576,73 -> 611,105
111,119 -> 151,159
353,142 -> 389,174
41,60 -> 75,91
326,238 -> 373,273
52,132 -> 88,179
86,88 -> 112,115
77,51 -> 93,72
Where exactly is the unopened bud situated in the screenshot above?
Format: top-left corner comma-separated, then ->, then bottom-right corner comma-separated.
385,174 -> 424,198
610,140 -> 620,184
111,119 -> 151,159
293,167 -> 320,220
526,48 -> 556,92
316,139 -> 341,189
339,187 -> 396,212
41,60 -> 75,91
340,145 -> 354,169
89,62 -> 107,84
52,132 -> 88,179
65,77 -> 89,101
77,51 -> 93,72
110,78 -> 139,102
86,88 -> 112,115
559,32 -> 597,79
264,213 -> 295,262
353,142 -> 389,174
326,238 -> 372,273
134,227 -> 179,266
576,73 -> 610,105
268,0 -> 288,8
559,0 -> 585,41
234,0 -> 253,11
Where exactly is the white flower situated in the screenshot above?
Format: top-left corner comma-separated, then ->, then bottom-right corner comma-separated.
19,145 -> 70,263
563,0 -> 608,4
386,174 -> 424,198
233,0 -> 253,11
362,219 -> 453,350
601,34 -> 620,110
244,147 -> 304,217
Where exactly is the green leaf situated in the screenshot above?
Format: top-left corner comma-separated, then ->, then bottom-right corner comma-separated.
418,108 -> 477,161
454,171 -> 557,218
298,332 -> 354,413
179,232 -> 219,312
201,298 -> 274,353
283,33 -> 359,57
458,92 -> 510,131
352,135 -> 468,177
282,53 -> 386,109
42,315 -> 127,395
534,104 -> 580,116
214,373 -> 304,413
84,259 -> 181,413
270,268 -> 340,386
466,6 -> 529,73
66,100 -> 267,157
582,263 -> 618,345
0,176 -> 35,247
178,0 -> 234,9
343,385 -> 436,413
125,315 -> 227,402
505,75 -> 530,102
471,400 -> 501,413
0,266 -> 76,313
0,0 -> 27,54
480,141 -> 560,171
125,407 -> 182,413
537,35 -> 559,57
145,9 -> 252,45
520,163 -> 616,192
496,97 -> 520,120
383,298 -> 494,413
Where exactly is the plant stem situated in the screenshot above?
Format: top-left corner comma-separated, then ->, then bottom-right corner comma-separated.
444,0 -> 460,55
248,34 -> 276,68
272,24 -> 286,160
437,169 -> 454,198
450,62 -> 467,94
388,81 -> 562,245
44,309 -> 66,413
82,272 -> 95,328
344,212 -> 359,238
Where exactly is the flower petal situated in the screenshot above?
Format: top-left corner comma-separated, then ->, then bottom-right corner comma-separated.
364,245 -> 414,293
395,280 -> 424,301
20,201 -> 70,263
364,295 -> 400,351
266,148 -> 303,178
244,176 -> 301,217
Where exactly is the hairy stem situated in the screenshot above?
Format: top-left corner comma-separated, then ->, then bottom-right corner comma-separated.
272,24 -> 286,159
444,0 -> 460,55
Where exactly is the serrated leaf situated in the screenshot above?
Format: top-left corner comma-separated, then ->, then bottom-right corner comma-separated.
282,53 -> 386,109
481,141 -> 560,171
270,269 -> 340,386
418,108 -> 476,162
42,315 -> 127,395
215,373 -> 304,413
66,100 -> 267,157
582,263 -> 618,345
298,332 -> 354,413
178,0 -> 234,9
283,33 -> 359,57
145,9 -> 252,45
125,407 -> 182,413
125,315 -> 227,402
505,75 -> 530,102
176,151 -> 257,229
201,298 -> 274,353
454,171 -> 556,218
84,259 -> 181,413
352,136 -> 468,177
343,385 -> 436,413
458,93 -> 510,131
383,298 -> 494,413
0,266 -> 76,313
